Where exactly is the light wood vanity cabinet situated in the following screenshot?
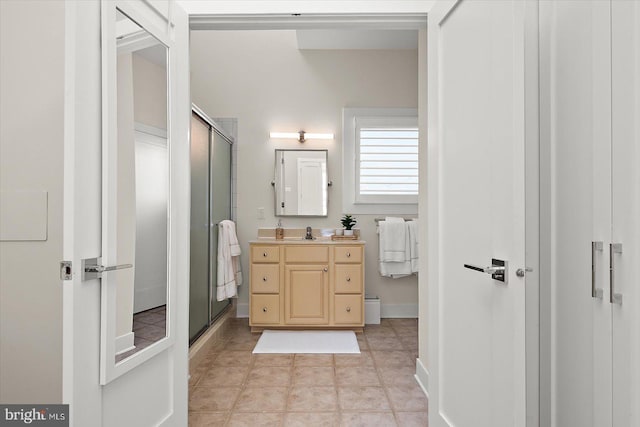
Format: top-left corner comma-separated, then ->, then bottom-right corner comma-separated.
249,241 -> 364,332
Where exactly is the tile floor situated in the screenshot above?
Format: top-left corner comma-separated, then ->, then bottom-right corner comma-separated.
116,305 -> 167,362
188,318 -> 427,426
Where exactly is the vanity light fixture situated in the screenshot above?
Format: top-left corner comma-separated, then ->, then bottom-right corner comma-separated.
269,130 -> 334,143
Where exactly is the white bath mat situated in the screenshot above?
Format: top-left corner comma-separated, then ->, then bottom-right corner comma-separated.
252,330 -> 360,354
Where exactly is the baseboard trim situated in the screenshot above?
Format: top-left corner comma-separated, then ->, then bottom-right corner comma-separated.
189,308 -> 233,372
414,357 -> 429,398
236,303 -> 249,318
115,331 -> 135,355
134,285 -> 167,313
381,303 -> 418,318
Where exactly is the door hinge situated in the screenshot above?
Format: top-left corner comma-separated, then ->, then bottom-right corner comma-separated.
60,261 -> 73,280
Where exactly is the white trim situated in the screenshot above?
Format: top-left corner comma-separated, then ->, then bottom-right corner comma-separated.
189,13 -> 429,31
236,303 -> 249,318
135,122 -> 167,139
342,107 -> 419,215
115,332 -> 135,355
380,303 -> 418,318
414,357 -> 429,397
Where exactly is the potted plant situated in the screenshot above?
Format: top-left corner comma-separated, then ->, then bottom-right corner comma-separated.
340,214 -> 357,236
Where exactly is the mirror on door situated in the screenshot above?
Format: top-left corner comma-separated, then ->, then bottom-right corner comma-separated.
273,149 -> 329,216
113,9 -> 169,363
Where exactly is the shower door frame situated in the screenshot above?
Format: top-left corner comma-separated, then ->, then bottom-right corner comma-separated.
190,104 -> 234,345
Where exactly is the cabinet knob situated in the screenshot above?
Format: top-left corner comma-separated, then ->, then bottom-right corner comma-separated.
346,306 -> 351,312
323,267 -> 328,272
346,252 -> 351,257
263,252 -> 267,257
346,277 -> 351,282
262,276 -> 267,282
262,307 -> 267,312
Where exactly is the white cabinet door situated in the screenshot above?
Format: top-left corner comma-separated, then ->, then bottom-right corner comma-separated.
427,1 -> 530,425
611,2 -> 640,426
546,1 -> 613,426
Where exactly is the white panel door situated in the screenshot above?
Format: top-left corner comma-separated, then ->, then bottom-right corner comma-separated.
427,1 -> 529,426
611,2 -> 640,426
548,2 -> 613,426
62,0 -> 190,425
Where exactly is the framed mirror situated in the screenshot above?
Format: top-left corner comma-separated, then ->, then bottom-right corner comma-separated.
274,149 -> 329,217
98,4 -> 173,384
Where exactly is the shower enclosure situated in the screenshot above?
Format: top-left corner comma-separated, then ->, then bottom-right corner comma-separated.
189,106 -> 233,344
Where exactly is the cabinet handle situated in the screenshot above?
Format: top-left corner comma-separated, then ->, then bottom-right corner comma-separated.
262,307 -> 267,312
610,243 -> 623,305
591,241 -> 603,299
323,267 -> 328,272
262,276 -> 267,282
346,277 -> 351,282
346,252 -> 351,257
346,306 -> 351,312
263,252 -> 267,257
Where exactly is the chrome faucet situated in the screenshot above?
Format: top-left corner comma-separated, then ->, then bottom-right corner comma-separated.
305,226 -> 314,240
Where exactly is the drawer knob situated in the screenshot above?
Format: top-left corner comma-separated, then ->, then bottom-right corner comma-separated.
346,306 -> 351,312
346,252 -> 351,257
263,252 -> 267,257
262,276 -> 267,282
346,277 -> 351,282
262,307 -> 267,312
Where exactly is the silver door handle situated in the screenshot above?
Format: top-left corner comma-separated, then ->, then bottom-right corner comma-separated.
464,264 -> 504,274
610,243 -> 623,305
82,257 -> 133,280
591,241 -> 604,299
464,258 -> 508,283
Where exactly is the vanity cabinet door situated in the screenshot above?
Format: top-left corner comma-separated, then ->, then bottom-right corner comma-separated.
284,264 -> 329,325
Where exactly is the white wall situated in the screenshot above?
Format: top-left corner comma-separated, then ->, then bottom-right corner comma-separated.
0,0 -> 64,403
191,30 -> 419,315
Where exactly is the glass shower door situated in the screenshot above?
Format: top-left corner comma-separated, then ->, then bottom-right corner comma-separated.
210,129 -> 232,320
189,114 -> 211,342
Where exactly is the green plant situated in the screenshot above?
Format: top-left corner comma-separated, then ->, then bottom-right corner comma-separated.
340,214 -> 357,230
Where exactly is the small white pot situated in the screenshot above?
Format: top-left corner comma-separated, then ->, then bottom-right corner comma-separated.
344,229 -> 354,236
335,228 -> 344,236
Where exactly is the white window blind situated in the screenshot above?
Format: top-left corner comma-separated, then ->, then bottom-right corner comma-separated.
342,108 -> 419,214
358,127 -> 419,196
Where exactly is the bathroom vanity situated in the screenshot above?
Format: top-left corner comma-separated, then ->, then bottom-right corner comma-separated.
249,240 -> 365,332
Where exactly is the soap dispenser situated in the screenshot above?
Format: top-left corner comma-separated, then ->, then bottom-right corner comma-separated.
275,219 -> 284,240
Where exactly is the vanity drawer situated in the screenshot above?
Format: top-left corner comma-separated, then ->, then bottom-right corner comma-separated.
251,264 -> 280,294
334,246 -> 363,263
251,294 -> 280,324
251,246 -> 280,263
334,265 -> 362,294
284,246 -> 329,263
334,294 -> 363,325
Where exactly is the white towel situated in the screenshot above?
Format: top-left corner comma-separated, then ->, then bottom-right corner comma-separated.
217,220 -> 243,301
379,217 -> 407,262
379,218 -> 412,278
408,220 -> 419,273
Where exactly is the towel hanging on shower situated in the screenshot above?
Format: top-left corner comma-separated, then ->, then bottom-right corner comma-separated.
217,220 -> 243,301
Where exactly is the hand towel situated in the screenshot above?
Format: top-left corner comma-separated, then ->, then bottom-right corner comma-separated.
217,220 -> 242,301
379,217 -> 407,262
408,219 -> 419,273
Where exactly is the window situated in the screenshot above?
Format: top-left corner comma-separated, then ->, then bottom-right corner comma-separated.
343,108 -> 419,214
